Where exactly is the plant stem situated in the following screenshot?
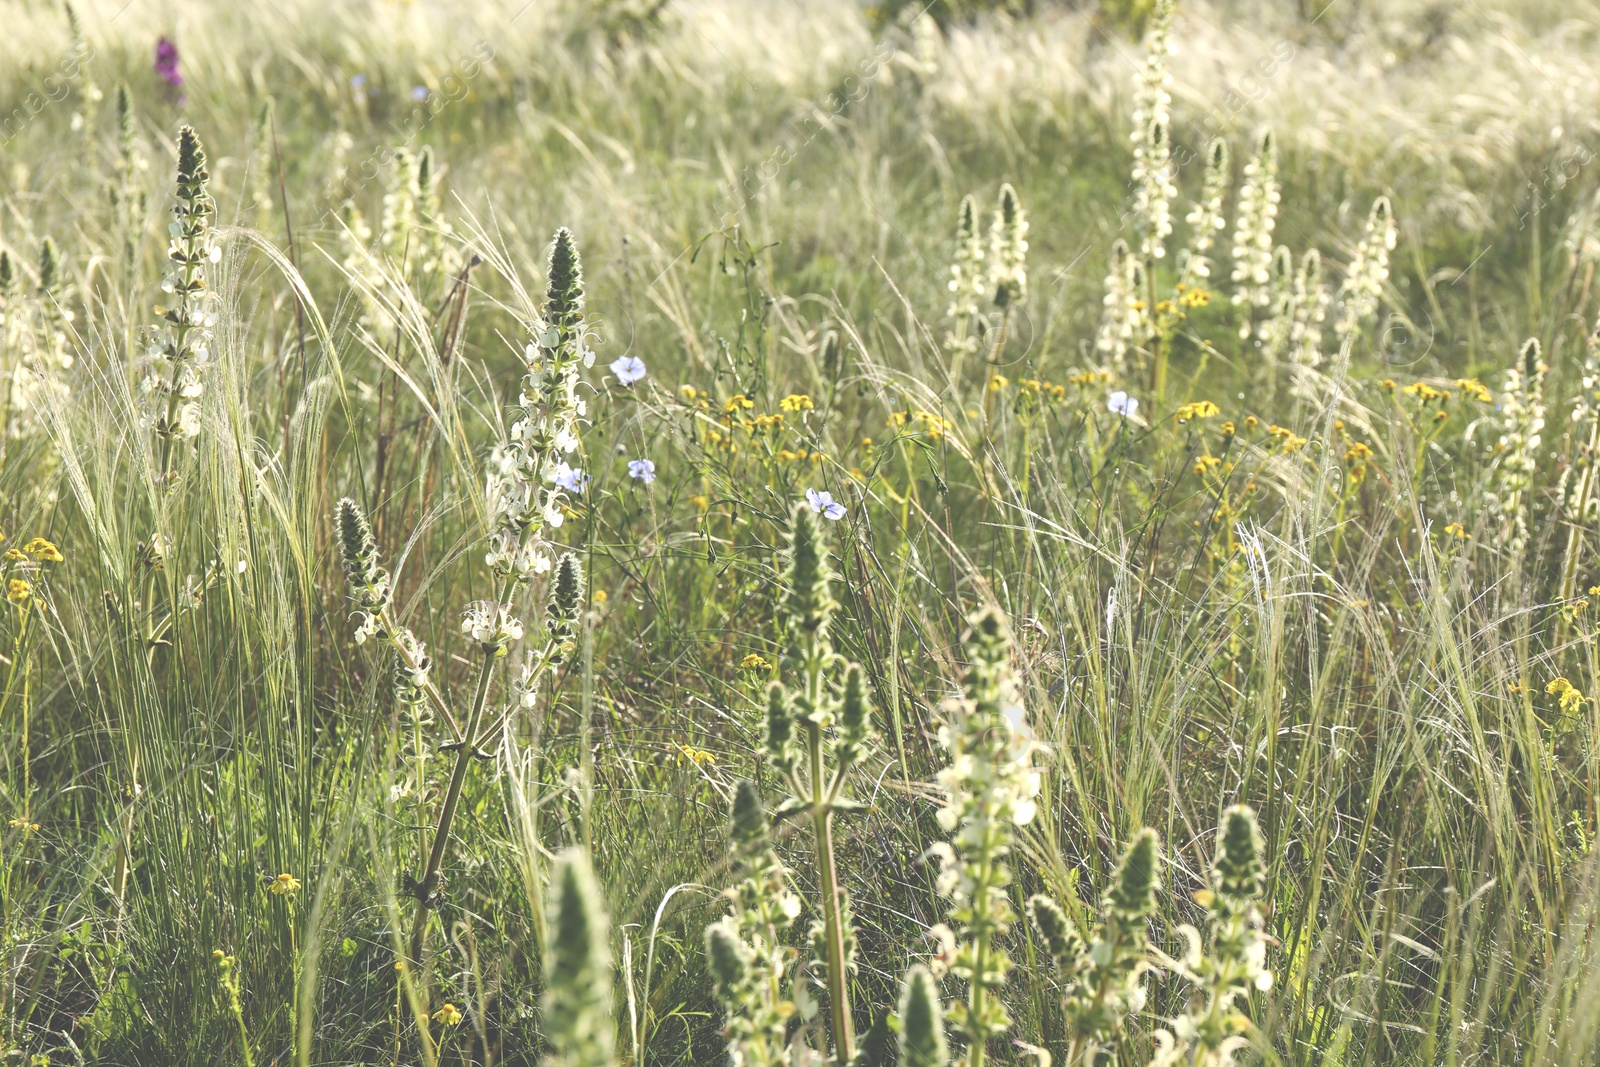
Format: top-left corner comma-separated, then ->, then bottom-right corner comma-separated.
808,719 -> 854,1061
407,644 -> 497,965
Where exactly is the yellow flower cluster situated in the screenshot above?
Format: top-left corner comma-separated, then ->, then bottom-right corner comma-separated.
1455,378 -> 1493,403
1547,677 -> 1587,718
1175,400 -> 1221,423
675,742 -> 716,767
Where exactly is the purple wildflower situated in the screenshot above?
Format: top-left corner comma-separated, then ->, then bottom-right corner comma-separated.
155,37 -> 184,103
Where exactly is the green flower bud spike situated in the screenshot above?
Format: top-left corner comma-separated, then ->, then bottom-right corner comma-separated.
899,964 -> 949,1067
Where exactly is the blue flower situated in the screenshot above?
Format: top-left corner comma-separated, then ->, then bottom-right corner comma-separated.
411,85 -> 429,101
553,464 -> 590,493
610,355 -> 647,385
628,458 -> 656,484
805,487 -> 845,521
1107,390 -> 1139,417
350,73 -> 368,89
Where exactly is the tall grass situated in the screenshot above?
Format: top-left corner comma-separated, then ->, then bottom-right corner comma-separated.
1,0 -> 1600,1064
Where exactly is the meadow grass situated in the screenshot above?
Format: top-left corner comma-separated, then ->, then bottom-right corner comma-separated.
2,0 -> 1600,1064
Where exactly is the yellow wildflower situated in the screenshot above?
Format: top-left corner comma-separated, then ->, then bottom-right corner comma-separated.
1455,378 -> 1492,403
1193,455 -> 1221,476
740,653 -> 772,670
1443,522 -> 1468,540
432,1003 -> 463,1026
988,375 -> 1008,392
8,817 -> 39,833
1266,425 -> 1308,452
722,394 -> 755,413
675,743 -> 715,767
1547,677 -> 1587,717
4,549 -> 23,561
7,579 -> 30,605
1179,286 -> 1211,308
1343,442 -> 1374,463
678,384 -> 700,403
22,538 -> 62,563
269,872 -> 302,896
592,589 -> 608,606
779,394 -> 815,412
689,494 -> 710,510
1175,400 -> 1221,423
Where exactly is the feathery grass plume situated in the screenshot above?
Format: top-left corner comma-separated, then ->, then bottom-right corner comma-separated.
543,849 -> 616,1067
705,781 -> 801,1066
110,84 -> 149,261
249,97 -> 276,228
927,608 -> 1043,1067
1129,0 -> 1176,263
141,126 -> 218,477
762,501 -> 877,1060
1155,806 -> 1272,1067
1096,239 -> 1149,380
0,251 -> 20,441
1049,829 -> 1161,1058
945,194 -> 988,362
1230,129 -> 1280,336
1180,138 -> 1230,287
899,964 -> 949,1067
1562,314 -> 1600,602
64,1 -> 100,162
485,228 -> 593,586
11,239 -> 73,439
1487,338 -> 1547,558
1334,196 -> 1395,340
1288,248 -> 1329,403
988,183 -> 1028,308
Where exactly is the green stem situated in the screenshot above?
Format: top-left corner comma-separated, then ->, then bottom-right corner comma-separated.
407,645 -> 497,965
808,719 -> 854,1061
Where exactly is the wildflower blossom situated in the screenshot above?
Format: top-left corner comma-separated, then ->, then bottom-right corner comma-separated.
804,488 -> 846,520
1182,139 -> 1230,284
628,458 -> 656,484
779,393 -> 814,412
945,195 -> 988,358
553,464 -> 590,493
1096,240 -> 1149,377
610,355 -> 647,384
1336,196 -> 1396,339
1108,390 -> 1139,417
1154,807 -> 1272,1065
432,1003 -> 462,1026
740,653 -> 771,670
1176,400 -> 1221,423
1288,249 -> 1330,402
142,126 -> 218,469
484,228 -> 593,583
154,37 -> 183,96
461,600 -> 523,654
930,609 -> 1043,1056
1231,129 -> 1280,329
8,817 -> 39,833
21,538 -> 62,563
989,183 -> 1029,307
8,579 -> 31,605
704,781 -> 802,1066
268,872 -> 301,896
1130,0 -> 1176,262
1487,338 -> 1547,557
